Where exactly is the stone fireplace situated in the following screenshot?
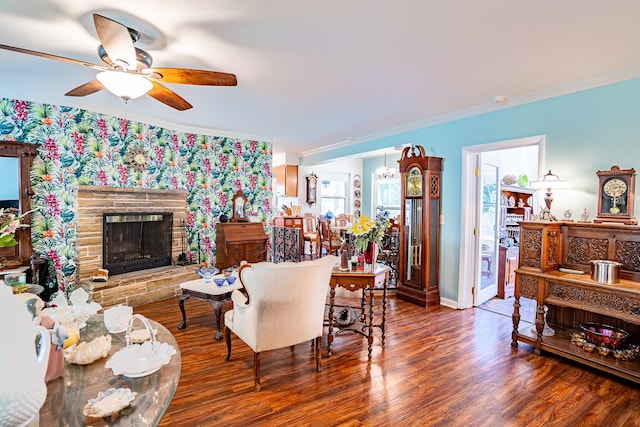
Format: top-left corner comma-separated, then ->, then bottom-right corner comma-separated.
76,186 -> 198,308
103,211 -> 173,275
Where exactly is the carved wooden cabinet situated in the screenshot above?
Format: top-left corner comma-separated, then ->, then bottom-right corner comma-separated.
215,222 -> 267,270
513,221 -> 640,384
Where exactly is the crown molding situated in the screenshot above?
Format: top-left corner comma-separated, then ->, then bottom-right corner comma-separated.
299,66 -> 640,159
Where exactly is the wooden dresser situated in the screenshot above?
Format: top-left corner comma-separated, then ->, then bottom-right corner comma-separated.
215,222 -> 268,270
512,221 -> 640,384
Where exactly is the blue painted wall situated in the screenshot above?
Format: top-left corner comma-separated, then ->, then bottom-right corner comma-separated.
302,77 -> 640,303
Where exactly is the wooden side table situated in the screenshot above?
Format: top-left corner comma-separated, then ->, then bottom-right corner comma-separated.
178,278 -> 241,340
327,265 -> 390,360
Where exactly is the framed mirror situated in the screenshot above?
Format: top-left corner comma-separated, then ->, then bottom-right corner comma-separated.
0,141 -> 38,264
231,190 -> 248,222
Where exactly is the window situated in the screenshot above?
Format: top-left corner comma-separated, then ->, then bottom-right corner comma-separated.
320,176 -> 348,215
374,175 -> 401,219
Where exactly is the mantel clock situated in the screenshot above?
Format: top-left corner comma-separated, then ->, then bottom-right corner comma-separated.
397,145 -> 443,307
594,166 -> 637,225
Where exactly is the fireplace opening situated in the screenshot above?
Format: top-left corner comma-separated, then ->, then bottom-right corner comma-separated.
103,212 -> 173,276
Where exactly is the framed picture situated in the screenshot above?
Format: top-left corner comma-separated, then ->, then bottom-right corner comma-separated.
231,190 -> 248,222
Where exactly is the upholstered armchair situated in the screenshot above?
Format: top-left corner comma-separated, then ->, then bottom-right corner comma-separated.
224,255 -> 338,391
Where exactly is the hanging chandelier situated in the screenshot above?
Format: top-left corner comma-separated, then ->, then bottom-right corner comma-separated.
376,152 -> 396,179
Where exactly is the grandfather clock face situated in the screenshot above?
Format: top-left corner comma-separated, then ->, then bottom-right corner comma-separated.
406,167 -> 423,197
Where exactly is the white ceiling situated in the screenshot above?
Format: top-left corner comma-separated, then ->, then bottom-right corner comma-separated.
1,1 -> 640,157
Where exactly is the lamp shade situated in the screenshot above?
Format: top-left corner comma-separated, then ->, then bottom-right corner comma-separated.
530,170 -> 569,189
96,71 -> 153,100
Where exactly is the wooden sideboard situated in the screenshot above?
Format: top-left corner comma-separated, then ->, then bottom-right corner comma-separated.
513,221 -> 640,384
215,222 -> 267,270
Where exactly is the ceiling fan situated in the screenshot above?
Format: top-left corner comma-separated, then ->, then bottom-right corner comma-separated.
0,13 -> 237,111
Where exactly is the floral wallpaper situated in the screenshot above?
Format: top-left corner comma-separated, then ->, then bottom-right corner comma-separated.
0,98 -> 272,291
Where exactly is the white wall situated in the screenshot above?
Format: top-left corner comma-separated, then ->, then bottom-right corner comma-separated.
298,158 -> 363,217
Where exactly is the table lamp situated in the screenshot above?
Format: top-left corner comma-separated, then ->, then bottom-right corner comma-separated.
530,170 -> 569,221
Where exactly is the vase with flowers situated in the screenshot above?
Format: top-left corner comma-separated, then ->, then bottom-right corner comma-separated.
348,211 -> 391,270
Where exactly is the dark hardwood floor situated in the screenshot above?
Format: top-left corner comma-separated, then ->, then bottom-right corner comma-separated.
135,295 -> 640,427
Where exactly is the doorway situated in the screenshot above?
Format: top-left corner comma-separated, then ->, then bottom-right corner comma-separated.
457,136 -> 544,309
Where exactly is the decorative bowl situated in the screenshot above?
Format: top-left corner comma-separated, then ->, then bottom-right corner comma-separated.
226,276 -> 237,285
579,323 -> 629,349
196,267 -> 220,283
213,277 -> 227,287
83,387 -> 137,418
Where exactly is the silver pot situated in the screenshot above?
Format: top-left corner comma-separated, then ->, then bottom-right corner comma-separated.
590,260 -> 621,284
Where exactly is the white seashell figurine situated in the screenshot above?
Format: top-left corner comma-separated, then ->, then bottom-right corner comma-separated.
64,335 -> 112,365
0,282 -> 51,427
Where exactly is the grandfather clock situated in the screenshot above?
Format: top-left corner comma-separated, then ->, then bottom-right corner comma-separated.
397,145 -> 443,307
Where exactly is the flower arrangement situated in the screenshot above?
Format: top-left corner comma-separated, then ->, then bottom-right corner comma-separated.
0,209 -> 23,248
348,210 -> 391,253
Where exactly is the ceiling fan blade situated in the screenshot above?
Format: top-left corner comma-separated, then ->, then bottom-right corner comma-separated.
148,81 -> 193,111
0,43 -> 103,69
93,13 -> 137,71
65,80 -> 105,97
147,68 -> 237,86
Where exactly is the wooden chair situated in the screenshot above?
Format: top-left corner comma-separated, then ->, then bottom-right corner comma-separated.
302,213 -> 320,256
334,214 -> 348,228
318,216 -> 341,256
224,256 -> 338,391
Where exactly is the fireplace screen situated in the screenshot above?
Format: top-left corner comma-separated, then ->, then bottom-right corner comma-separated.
103,212 -> 173,275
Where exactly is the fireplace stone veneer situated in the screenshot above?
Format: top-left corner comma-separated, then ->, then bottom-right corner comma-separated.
76,186 -> 197,308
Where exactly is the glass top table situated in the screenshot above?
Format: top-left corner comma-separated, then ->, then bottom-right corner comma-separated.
39,314 -> 181,426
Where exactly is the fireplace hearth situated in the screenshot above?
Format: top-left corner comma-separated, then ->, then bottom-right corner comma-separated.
103,212 -> 173,275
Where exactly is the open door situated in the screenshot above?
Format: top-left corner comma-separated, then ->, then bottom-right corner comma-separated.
474,161 -> 500,305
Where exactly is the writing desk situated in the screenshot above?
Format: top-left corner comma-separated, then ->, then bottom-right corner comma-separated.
327,264 -> 389,360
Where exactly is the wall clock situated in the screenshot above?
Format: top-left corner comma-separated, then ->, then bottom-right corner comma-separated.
306,173 -> 318,206
594,165 -> 637,224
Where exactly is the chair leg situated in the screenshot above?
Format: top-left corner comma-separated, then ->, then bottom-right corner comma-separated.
315,336 -> 322,372
224,326 -> 232,361
254,352 -> 261,391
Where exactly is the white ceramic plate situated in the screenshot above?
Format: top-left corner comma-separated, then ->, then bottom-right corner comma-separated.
83,388 -> 137,418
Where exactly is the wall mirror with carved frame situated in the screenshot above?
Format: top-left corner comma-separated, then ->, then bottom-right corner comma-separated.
0,141 -> 38,266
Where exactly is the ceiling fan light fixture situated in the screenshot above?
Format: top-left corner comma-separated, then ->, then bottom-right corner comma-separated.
97,71 -> 152,101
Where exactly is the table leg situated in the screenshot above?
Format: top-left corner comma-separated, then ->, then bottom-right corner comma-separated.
327,286 -> 336,356
367,286 -> 374,361
511,295 -> 521,348
381,276 -> 387,346
177,293 -> 190,329
209,298 -> 228,341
